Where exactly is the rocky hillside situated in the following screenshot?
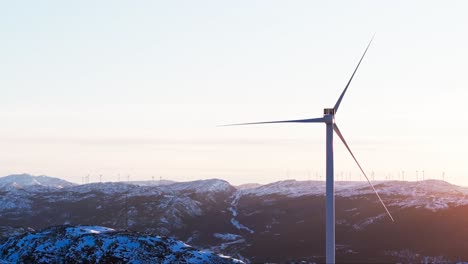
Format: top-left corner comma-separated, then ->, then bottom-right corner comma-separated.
1,174 -> 468,263
0,225 -> 242,264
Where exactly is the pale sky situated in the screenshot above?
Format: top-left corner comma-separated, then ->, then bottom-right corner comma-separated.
1,1 -> 467,185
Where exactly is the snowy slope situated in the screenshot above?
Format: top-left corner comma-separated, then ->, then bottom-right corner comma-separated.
0,178 -> 237,235
239,179 -> 468,211
0,174 -> 75,189
167,179 -> 233,193
65,182 -> 163,196
65,179 -> 232,196
0,225 -> 243,264
0,174 -> 77,211
1,176 -> 468,263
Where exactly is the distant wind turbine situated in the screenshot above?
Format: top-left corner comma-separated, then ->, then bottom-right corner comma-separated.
222,37 -> 394,263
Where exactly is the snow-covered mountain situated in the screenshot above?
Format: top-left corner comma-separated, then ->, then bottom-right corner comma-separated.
239,179 -> 468,211
1,175 -> 468,263
0,225 -> 242,263
0,174 -> 75,189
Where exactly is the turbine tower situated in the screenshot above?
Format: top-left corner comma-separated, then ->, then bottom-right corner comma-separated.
223,37 -> 394,263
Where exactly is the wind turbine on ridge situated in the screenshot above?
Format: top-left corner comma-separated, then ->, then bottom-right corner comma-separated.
223,36 -> 394,264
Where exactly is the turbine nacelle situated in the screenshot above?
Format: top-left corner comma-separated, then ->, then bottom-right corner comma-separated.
323,108 -> 335,123
323,108 -> 335,115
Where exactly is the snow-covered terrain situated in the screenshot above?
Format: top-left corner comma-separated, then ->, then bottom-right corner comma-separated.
166,179 -> 233,194
63,179 -> 232,198
239,179 -> 468,211
0,225 -> 243,264
3,174 -> 466,213
0,174 -> 75,189
1,173 -> 468,263
228,192 -> 254,234
65,182 -> 163,196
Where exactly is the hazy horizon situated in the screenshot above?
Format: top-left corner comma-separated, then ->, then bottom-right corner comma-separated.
0,172 -> 459,188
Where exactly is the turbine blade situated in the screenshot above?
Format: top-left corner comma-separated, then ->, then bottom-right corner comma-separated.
333,123 -> 395,222
220,117 -> 325,127
333,35 -> 374,113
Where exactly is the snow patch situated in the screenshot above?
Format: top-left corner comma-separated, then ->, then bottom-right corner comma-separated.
66,226 -> 115,235
228,192 -> 254,234
214,233 -> 242,241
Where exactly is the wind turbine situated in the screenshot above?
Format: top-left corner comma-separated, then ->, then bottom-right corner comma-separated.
223,37 -> 394,263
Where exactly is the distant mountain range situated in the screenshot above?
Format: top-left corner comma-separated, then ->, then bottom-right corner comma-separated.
0,173 -> 75,189
0,173 -> 467,263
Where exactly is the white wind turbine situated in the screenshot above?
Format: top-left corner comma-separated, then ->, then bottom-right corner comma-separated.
223,37 -> 394,263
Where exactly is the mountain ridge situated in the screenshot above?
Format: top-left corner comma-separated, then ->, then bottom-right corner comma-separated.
1,174 -> 468,262
0,174 -> 76,189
